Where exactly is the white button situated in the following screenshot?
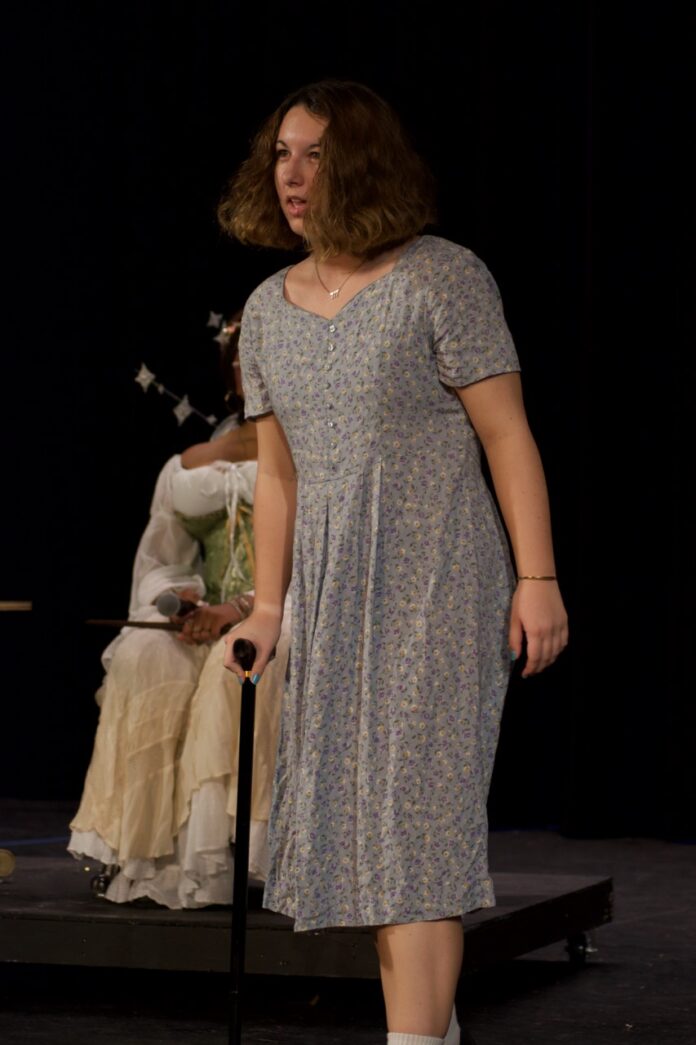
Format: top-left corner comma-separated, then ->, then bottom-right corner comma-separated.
327,421 -> 335,428
329,324 -> 336,333
328,343 -> 335,352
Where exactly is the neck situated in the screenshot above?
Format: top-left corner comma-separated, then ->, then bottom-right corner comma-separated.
314,252 -> 364,272
312,252 -> 369,299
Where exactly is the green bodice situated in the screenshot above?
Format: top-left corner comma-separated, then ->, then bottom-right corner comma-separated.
175,502 -> 254,604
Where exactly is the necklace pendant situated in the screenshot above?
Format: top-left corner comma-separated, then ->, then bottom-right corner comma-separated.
328,289 -> 340,299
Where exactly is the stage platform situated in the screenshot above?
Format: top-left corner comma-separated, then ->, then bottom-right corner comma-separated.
0,853 -> 612,977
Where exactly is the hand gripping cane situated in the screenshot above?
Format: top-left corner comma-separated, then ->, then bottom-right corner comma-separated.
229,637 -> 258,1045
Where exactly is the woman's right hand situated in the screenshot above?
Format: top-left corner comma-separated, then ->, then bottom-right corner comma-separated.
223,609 -> 282,682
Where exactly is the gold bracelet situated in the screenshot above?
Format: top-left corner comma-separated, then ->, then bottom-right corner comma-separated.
517,575 -> 557,581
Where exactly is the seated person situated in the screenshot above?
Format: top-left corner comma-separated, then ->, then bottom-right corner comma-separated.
68,316 -> 290,908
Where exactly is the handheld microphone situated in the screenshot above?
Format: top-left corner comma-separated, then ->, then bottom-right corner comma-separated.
155,591 -> 199,618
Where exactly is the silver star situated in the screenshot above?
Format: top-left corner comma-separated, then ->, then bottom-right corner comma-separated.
173,396 -> 193,425
135,363 -> 156,392
207,310 -> 223,328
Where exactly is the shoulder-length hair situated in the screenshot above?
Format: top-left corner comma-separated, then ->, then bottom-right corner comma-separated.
218,80 -> 436,259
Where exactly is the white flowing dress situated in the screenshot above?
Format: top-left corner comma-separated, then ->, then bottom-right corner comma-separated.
69,454 -> 290,908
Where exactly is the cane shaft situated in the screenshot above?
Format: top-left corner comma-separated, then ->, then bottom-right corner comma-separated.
229,639 -> 257,1045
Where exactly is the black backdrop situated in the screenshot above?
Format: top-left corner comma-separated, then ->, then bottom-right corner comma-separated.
4,2 -> 694,840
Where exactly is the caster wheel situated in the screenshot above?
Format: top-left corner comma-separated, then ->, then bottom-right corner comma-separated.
566,931 -> 599,965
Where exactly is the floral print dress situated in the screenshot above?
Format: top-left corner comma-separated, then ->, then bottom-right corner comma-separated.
240,236 -> 521,932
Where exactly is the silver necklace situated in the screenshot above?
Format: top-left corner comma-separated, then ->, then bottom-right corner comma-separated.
314,256 -> 367,299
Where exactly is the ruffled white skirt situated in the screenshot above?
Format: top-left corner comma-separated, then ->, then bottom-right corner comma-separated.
69,620 -> 289,909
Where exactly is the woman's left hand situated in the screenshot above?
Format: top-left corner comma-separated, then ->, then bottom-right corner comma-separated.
509,581 -> 568,678
177,603 -> 243,646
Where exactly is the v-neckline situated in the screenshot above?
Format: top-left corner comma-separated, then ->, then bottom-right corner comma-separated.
280,236 -> 424,321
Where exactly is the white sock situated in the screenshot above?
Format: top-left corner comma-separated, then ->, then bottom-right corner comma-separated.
386,1004 -> 459,1045
387,1035 -> 444,1045
444,1005 -> 460,1045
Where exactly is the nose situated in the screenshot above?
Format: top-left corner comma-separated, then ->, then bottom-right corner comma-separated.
282,155 -> 304,187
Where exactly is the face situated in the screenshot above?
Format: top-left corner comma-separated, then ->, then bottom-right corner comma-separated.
274,105 -> 327,236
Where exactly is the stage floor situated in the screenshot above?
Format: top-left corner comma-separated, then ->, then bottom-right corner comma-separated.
1,804 -> 694,1044
0,851 -> 612,977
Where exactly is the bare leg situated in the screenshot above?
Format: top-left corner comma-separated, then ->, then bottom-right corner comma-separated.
374,917 -> 464,1038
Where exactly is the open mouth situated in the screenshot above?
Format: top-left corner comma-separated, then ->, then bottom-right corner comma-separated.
287,196 -> 307,217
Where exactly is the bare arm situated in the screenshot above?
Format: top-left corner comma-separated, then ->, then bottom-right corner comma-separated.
180,423 -> 258,469
457,372 -> 568,677
252,414 -> 297,619
223,413 -> 297,678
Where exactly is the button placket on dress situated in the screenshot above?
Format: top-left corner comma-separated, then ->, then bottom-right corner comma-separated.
327,321 -> 338,469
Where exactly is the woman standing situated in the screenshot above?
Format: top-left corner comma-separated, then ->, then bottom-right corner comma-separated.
221,81 -> 567,1044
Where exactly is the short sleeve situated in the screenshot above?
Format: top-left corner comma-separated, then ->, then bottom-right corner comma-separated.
238,302 -> 272,419
429,247 -> 520,388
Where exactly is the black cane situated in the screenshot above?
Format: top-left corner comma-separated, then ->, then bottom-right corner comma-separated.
229,637 -> 257,1045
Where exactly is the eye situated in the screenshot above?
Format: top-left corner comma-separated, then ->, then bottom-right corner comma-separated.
275,147 -> 289,159
308,150 -> 321,161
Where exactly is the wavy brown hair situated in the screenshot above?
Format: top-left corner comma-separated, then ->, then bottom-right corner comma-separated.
217,80 -> 436,259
